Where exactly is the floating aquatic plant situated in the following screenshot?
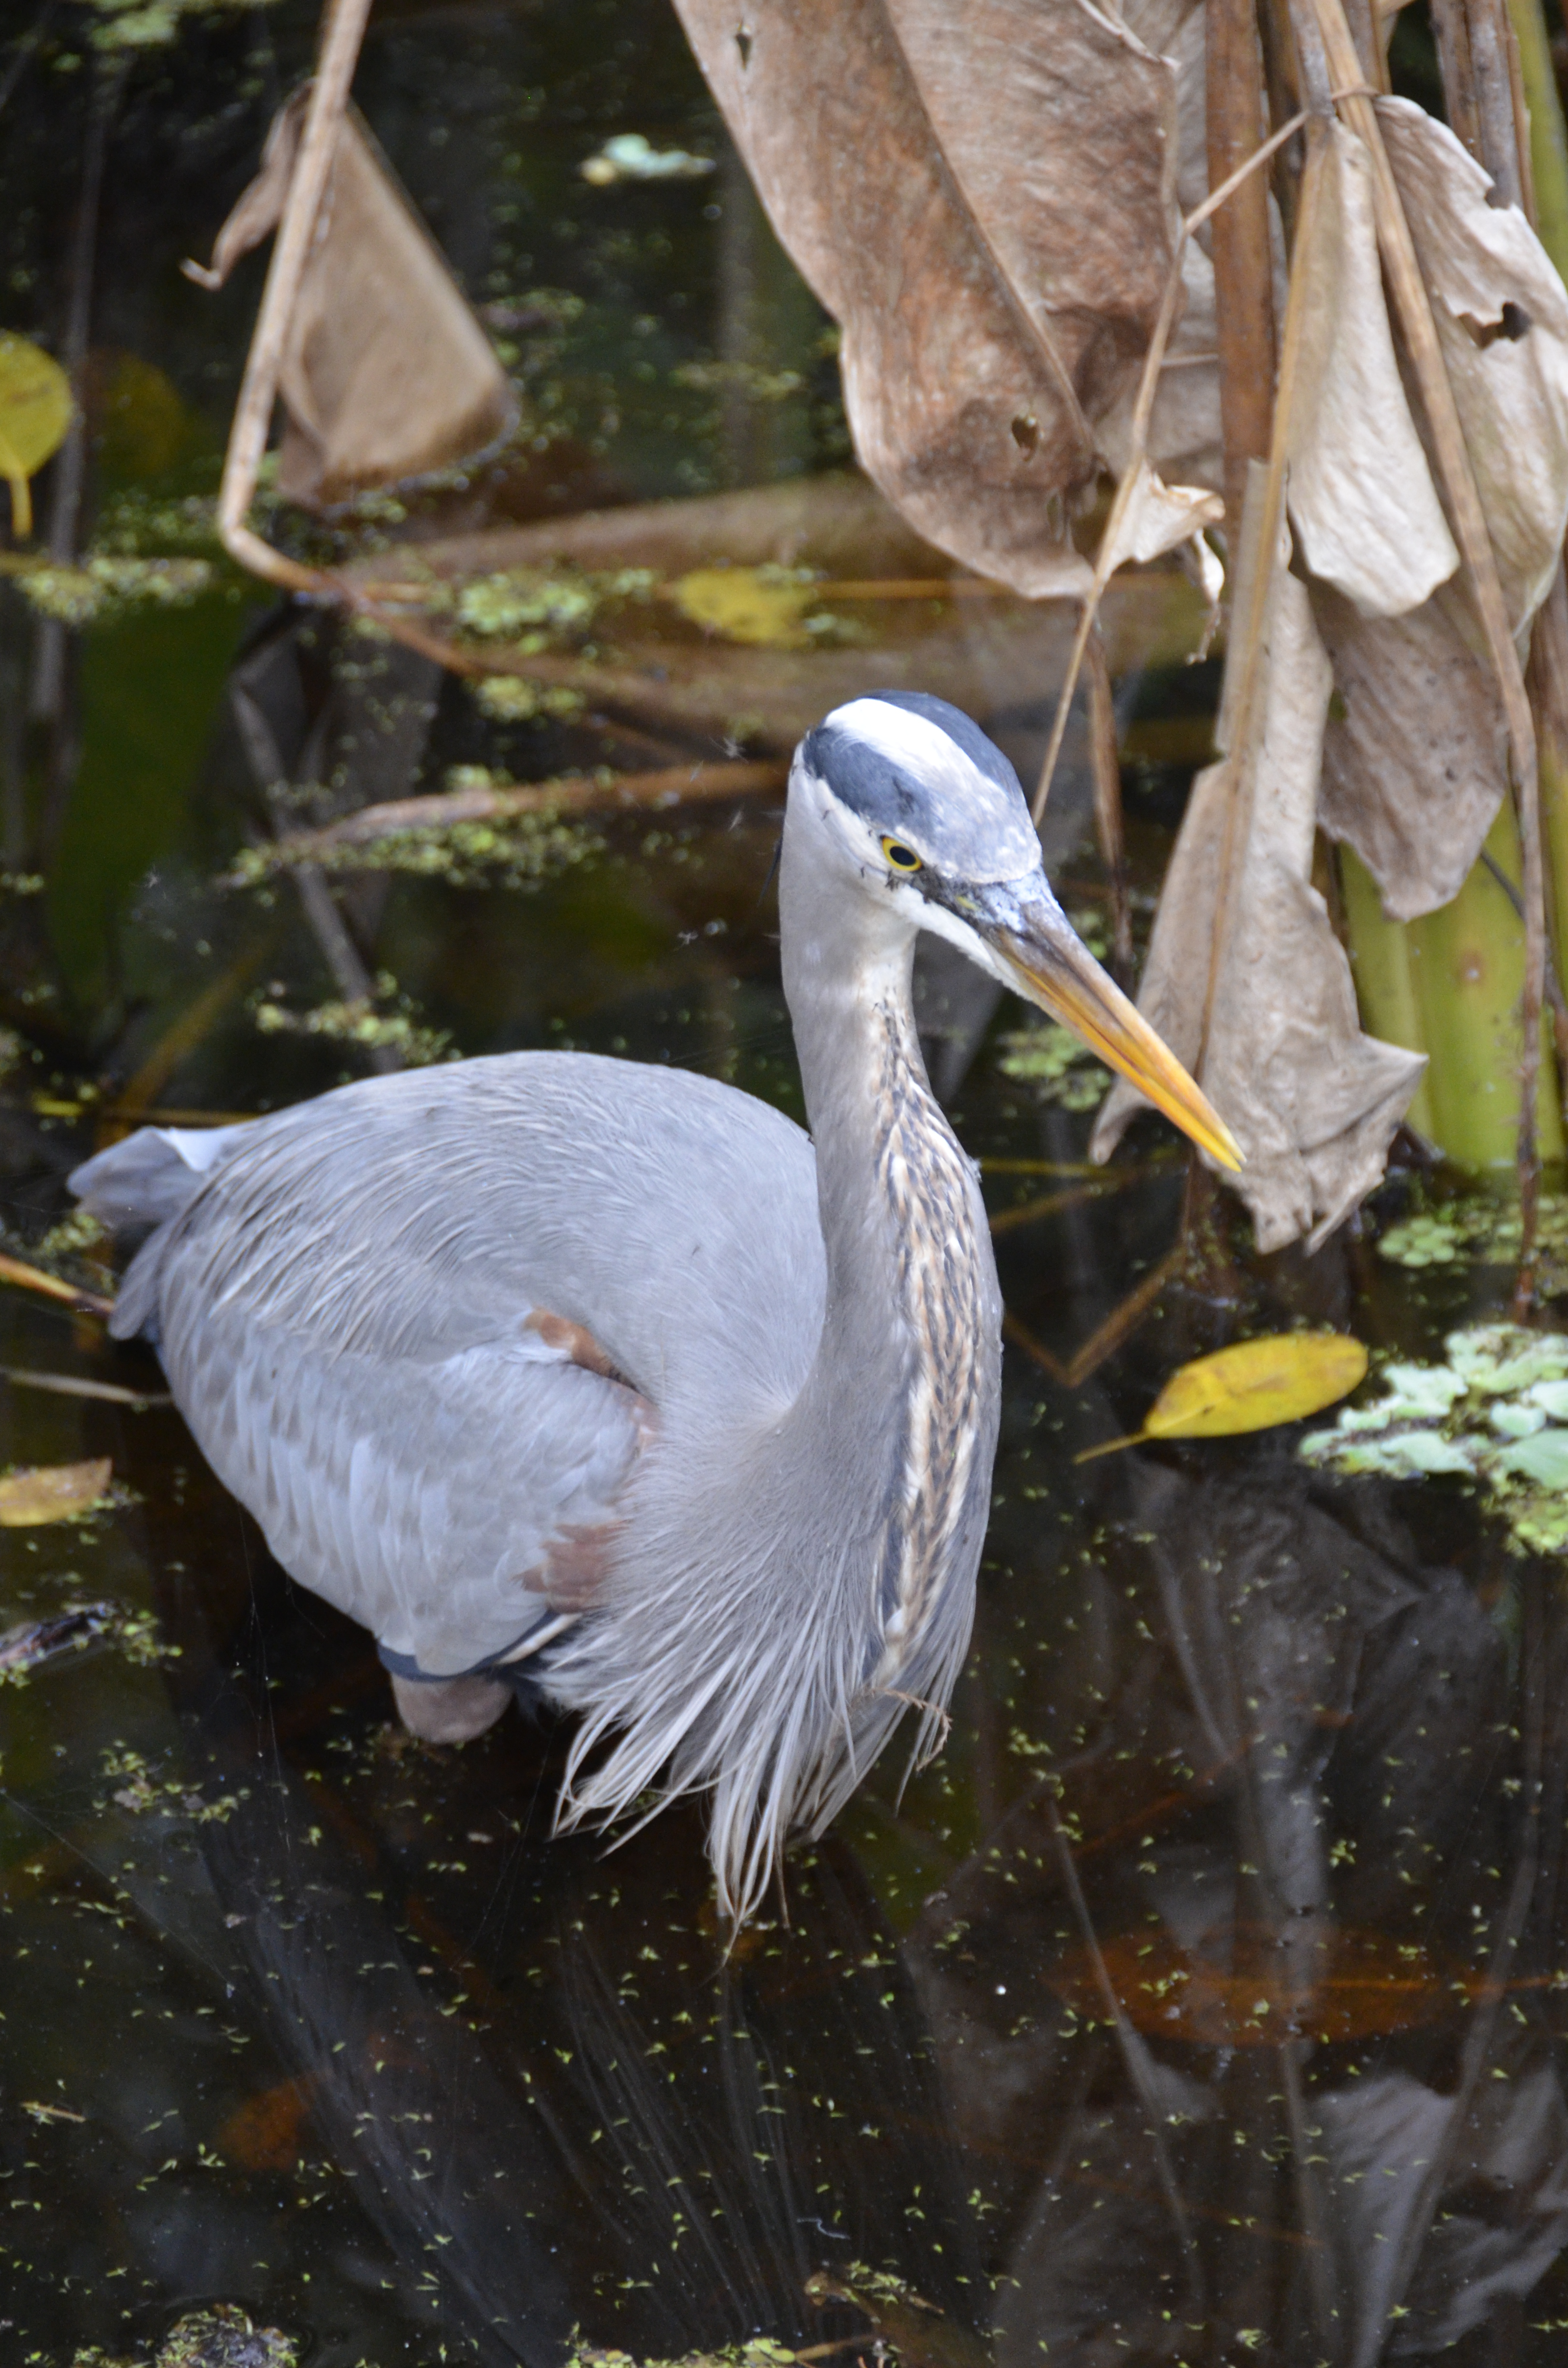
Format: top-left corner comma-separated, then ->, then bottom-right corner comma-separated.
1301,1322 -> 1568,1553
996,1019 -> 1112,1111
13,554 -> 215,626
1380,1191 -> 1568,1295
251,976 -> 452,1068
472,676 -> 588,724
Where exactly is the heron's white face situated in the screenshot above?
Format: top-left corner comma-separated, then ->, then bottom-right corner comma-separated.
792,692 -> 1242,1172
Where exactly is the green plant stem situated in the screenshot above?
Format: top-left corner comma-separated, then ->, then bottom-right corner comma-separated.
1408,807 -> 1566,1166
1506,0 -> 1568,271
1338,847 -> 1437,1142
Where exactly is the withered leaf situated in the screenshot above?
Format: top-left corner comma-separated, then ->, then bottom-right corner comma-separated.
1092,486 -> 1425,1249
189,91 -> 515,511
1102,0 -> 1222,492
670,0 -> 1181,594
1380,96 -> 1568,632
1314,575 -> 1508,919
0,1457 -> 112,1527
0,333 -> 72,541
1101,459 -> 1223,573
1287,122 -> 1457,619
1083,1332 -> 1369,1458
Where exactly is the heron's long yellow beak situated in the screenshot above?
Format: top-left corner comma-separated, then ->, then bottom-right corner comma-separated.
973,885 -> 1243,1171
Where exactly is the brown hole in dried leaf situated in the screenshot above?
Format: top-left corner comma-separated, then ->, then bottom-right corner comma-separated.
1458,299 -> 1532,348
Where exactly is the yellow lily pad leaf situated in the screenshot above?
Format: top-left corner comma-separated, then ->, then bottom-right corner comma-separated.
0,333 -> 72,540
0,1456 -> 112,1527
671,566 -> 816,648
1081,1333 -> 1368,1458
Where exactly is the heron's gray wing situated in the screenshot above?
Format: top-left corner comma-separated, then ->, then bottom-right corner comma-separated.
174,1303 -> 649,1676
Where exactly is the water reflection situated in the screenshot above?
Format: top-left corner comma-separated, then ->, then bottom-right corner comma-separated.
4,1254 -> 1566,2363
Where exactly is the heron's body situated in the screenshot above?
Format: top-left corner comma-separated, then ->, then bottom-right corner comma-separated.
76,693 -> 1232,1917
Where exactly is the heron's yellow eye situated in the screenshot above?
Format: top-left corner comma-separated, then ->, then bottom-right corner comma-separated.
882,837 -> 923,874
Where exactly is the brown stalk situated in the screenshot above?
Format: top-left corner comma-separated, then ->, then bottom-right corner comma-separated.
0,1253 -> 113,1320
986,1169 -> 1143,1237
1193,122 -> 1333,1081
215,0 -> 374,593
1030,109 -> 1309,828
1002,1245 -> 1184,1391
1206,0 -> 1279,535
224,758 -> 789,880
1430,0 -> 1483,163
1083,626 -> 1133,973
1462,0 -> 1529,207
1307,0 -> 1544,1300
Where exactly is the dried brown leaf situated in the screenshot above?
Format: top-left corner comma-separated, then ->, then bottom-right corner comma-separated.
1379,96 -> 1568,632
1287,123 -> 1458,619
1314,576 -> 1508,919
0,1457 -> 112,1527
191,92 -> 515,511
1102,0 -> 1223,492
670,0 -> 1181,594
1101,460 -> 1224,572
1092,507 -> 1425,1249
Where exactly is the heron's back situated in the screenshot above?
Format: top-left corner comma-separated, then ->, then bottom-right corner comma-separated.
116,1053 -> 825,1417
77,1055 -> 826,1674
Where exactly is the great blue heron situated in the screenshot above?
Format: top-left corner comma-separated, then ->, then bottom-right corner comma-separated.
73,692 -> 1236,1921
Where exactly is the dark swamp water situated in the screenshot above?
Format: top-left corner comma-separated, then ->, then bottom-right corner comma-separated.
3,4 -> 1568,2364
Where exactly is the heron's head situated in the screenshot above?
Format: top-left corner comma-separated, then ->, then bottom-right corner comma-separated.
796,690 -> 1240,1170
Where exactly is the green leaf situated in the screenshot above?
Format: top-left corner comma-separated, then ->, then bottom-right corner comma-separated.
1497,1428 -> 1568,1489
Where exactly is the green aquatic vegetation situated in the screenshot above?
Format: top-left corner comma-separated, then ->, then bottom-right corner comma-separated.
570,2344 -> 797,2368
996,1020 -> 1112,1111
70,2301 -> 298,2367
1301,1322 -> 1568,1552
14,554 -> 215,626
454,564 -> 655,644
99,1745 -> 242,1823
93,490 -> 224,559
252,982 -> 453,1068
1379,1189 -> 1568,1290
473,676 -> 588,724
86,0 -> 280,53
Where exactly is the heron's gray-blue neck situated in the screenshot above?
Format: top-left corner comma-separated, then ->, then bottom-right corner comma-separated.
777,816 -> 1000,1670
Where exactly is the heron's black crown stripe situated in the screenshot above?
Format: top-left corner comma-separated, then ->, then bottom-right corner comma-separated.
801,692 -> 1023,840
801,723 -> 923,833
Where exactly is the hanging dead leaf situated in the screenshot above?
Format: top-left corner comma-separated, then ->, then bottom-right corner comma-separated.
1286,122 -> 1458,620
1314,576 -> 1508,919
1080,1332 -> 1368,1459
0,1457 -> 112,1527
1100,459 -> 1224,572
0,333 -> 72,540
1091,475 -> 1426,1249
1049,1922 -> 1474,2046
187,90 -> 516,510
670,0 -> 1182,594
1379,97 -> 1568,634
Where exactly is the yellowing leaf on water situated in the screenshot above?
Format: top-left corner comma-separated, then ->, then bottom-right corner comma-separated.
670,566 -> 819,648
0,333 -> 72,540
0,1457 -> 112,1527
1080,1333 -> 1368,1460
